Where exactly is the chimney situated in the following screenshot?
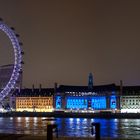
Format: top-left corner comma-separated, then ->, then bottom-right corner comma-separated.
88,73 -> 93,90
54,83 -> 58,95
32,84 -> 35,92
39,84 -> 42,92
120,80 -> 123,95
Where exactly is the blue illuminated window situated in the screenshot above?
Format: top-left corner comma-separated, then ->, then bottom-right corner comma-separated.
56,96 -> 61,109
110,96 -> 116,109
66,96 -> 107,110
91,96 -> 106,109
66,97 -> 88,109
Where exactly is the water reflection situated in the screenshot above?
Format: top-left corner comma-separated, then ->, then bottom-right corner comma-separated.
56,118 -> 140,139
0,117 -> 55,135
0,117 -> 139,139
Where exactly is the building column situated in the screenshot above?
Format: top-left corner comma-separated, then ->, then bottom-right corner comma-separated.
62,93 -> 66,111
117,96 -> 120,111
53,83 -> 57,110
106,96 -> 110,110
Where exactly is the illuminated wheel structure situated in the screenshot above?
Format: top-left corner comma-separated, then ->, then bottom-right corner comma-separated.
0,21 -> 22,102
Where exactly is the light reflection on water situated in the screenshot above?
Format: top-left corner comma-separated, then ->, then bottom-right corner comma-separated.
0,117 -> 55,135
0,117 -> 139,139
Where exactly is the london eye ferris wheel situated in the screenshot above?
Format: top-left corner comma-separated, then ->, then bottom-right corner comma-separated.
0,19 -> 23,102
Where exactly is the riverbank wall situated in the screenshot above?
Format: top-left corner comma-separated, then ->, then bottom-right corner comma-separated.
0,134 -> 135,140
1,112 -> 140,119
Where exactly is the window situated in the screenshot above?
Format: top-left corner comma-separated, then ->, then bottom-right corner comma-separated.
110,96 -> 116,109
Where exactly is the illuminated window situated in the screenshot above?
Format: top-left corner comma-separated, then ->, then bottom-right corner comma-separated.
91,96 -> 106,109
110,96 -> 116,109
56,96 -> 61,109
66,97 -> 88,109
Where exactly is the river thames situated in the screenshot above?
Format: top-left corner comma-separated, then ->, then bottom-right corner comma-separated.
0,117 -> 139,139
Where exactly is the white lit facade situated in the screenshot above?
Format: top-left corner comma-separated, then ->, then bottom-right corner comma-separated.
120,86 -> 140,113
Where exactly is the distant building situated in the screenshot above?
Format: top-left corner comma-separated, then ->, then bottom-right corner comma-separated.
120,86 -> 140,113
54,84 -> 119,113
8,73 -> 140,113
0,64 -> 13,91
12,88 -> 54,112
53,73 -> 119,112
0,64 -> 22,91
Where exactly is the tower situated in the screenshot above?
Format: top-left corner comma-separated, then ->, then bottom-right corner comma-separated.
88,73 -> 93,89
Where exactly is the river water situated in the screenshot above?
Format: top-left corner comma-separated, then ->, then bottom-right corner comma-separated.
0,117 -> 140,139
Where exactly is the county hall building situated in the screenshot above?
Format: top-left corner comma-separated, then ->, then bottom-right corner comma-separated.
8,73 -> 140,113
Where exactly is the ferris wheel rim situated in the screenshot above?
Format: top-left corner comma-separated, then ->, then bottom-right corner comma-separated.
0,21 -> 22,101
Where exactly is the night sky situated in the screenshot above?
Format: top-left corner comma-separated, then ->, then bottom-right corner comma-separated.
0,0 -> 140,88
